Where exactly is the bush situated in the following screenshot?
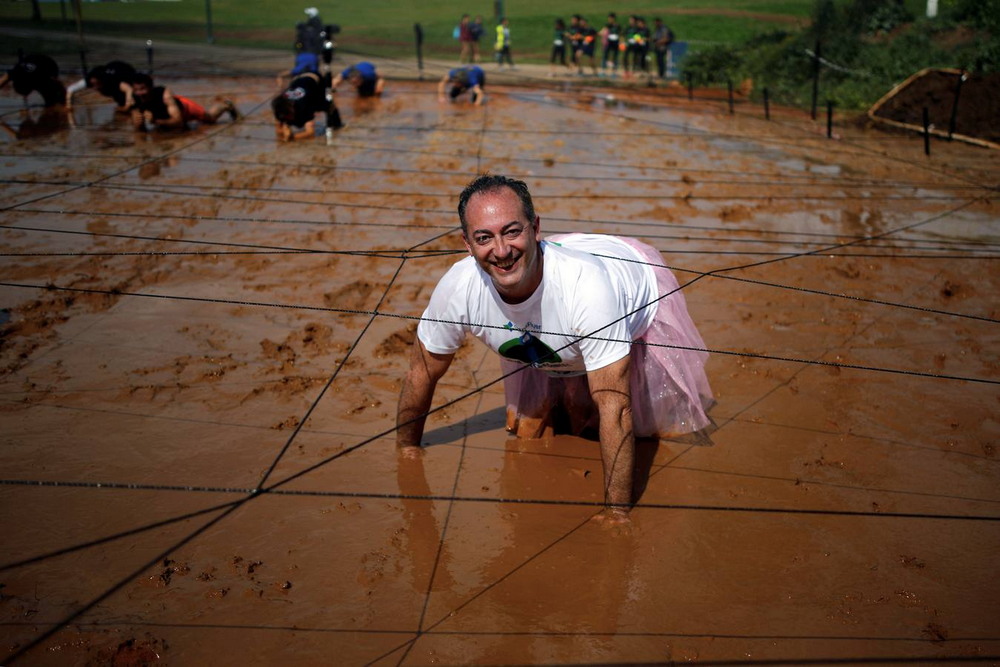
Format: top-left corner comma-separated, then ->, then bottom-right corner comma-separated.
680,0 -> 996,110
680,43 -> 745,87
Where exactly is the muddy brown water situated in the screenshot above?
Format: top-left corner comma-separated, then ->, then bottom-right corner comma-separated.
1,74 -> 999,665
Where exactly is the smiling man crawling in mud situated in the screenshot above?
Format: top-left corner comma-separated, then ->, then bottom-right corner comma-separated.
397,174 -> 713,522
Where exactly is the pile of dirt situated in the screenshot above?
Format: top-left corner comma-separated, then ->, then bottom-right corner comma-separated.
868,68 -> 1000,147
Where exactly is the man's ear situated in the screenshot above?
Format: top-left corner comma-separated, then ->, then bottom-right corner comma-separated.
533,215 -> 541,236
461,232 -> 473,254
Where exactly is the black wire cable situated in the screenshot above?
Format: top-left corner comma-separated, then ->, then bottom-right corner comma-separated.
5,173 -> 994,195
1,278 -> 994,385
8,201 -> 997,255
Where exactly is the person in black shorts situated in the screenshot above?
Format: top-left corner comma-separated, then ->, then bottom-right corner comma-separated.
600,13 -> 622,77
567,15 -> 583,71
575,17 -> 598,76
0,54 -> 64,108
549,18 -> 572,76
272,71 -> 343,141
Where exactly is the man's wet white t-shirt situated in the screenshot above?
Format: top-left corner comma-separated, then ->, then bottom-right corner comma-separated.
417,234 -> 658,376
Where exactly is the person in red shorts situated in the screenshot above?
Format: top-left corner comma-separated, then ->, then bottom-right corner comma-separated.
130,73 -> 238,131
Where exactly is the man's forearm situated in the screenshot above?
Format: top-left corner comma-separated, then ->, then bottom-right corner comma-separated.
599,408 -> 635,509
396,377 -> 432,449
397,342 -> 453,450
589,356 -> 636,511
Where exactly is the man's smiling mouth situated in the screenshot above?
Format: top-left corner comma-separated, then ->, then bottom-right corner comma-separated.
493,255 -> 519,271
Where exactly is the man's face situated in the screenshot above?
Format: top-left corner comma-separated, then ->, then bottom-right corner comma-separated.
462,187 -> 542,304
133,82 -> 151,102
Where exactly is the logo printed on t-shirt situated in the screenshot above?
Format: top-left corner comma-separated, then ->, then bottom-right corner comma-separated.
497,321 -> 561,367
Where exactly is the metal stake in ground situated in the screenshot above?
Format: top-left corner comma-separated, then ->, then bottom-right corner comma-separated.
146,40 -> 153,75
204,0 -> 215,44
923,106 -> 931,156
810,39 -> 821,121
947,71 -> 966,140
71,0 -> 87,75
414,23 -> 424,78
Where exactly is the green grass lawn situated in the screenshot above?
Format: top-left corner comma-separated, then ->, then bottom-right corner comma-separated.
0,0 -> 822,61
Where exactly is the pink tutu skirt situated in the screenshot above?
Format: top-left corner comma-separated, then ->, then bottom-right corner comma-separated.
502,236 -> 713,439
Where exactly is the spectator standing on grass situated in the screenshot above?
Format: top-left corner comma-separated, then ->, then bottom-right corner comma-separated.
568,15 -> 583,71
438,65 -> 486,106
296,7 -> 325,58
575,17 -> 598,76
131,73 -> 238,132
0,53 -> 64,108
652,17 -> 675,79
65,60 -> 136,112
495,17 -> 514,69
272,71 -> 343,141
470,16 -> 485,63
331,61 -> 385,97
458,14 -> 474,63
549,18 -> 572,76
396,174 -> 713,524
636,17 -> 652,76
624,15 -> 649,79
600,13 -> 622,77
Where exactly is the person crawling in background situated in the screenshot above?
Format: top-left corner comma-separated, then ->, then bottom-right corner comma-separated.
65,60 -> 137,112
0,53 -> 65,108
330,61 -> 385,97
131,73 -> 238,131
437,65 -> 486,106
272,71 -> 343,142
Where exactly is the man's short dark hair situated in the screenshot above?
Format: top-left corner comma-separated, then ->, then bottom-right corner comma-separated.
457,174 -> 536,234
132,72 -> 153,88
271,95 -> 294,123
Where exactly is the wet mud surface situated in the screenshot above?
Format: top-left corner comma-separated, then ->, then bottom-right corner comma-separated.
1,68 -> 999,665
